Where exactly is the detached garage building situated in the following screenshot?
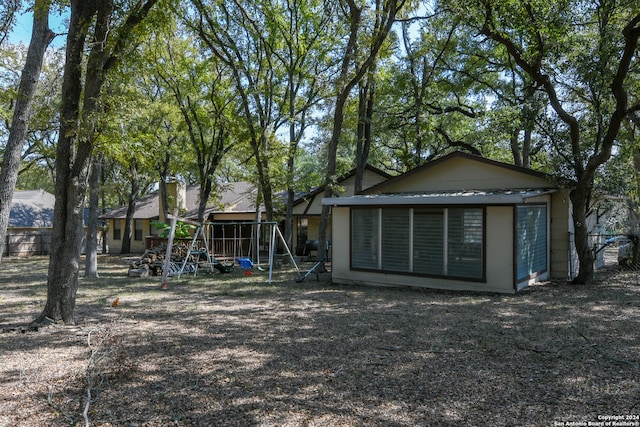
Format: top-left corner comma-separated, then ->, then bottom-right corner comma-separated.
3,189 -> 55,256
323,152 -> 574,294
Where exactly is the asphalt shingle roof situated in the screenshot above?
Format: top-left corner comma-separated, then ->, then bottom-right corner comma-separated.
100,182 -> 261,220
9,189 -> 55,227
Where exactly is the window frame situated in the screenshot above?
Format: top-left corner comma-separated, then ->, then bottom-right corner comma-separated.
351,208 -> 381,270
350,205 -> 486,282
134,219 -> 144,241
515,204 -> 548,282
113,219 -> 121,241
296,217 -> 309,246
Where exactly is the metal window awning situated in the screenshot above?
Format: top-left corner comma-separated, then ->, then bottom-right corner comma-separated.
322,188 -> 557,206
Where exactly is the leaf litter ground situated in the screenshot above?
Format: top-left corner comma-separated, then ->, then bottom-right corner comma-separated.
0,253 -> 638,426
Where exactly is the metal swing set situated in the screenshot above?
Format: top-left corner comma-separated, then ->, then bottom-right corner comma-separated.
160,212 -> 301,288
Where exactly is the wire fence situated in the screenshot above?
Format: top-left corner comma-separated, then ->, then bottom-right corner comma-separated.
587,233 -> 639,272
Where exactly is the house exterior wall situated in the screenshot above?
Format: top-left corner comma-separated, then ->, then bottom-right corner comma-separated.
292,201 -> 311,216
292,216 -> 332,259
330,207 -> 350,274
101,182 -> 264,255
107,218 -> 152,254
291,168 -> 385,258
330,205 -> 519,293
358,169 -> 390,192
306,193 -> 325,216
371,156 -> 550,194
486,206 -> 515,291
303,216 -> 321,240
106,214 -> 266,254
207,212 -> 260,222
328,154 -> 570,294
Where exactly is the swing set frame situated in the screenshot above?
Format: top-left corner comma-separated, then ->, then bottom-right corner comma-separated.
161,212 -> 300,288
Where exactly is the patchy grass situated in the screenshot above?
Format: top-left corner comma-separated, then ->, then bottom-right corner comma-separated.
0,255 -> 639,426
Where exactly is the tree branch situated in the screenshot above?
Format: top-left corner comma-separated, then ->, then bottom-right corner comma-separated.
479,3 -> 583,176
436,127 -> 482,156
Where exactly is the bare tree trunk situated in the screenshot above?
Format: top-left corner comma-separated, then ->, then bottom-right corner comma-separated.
284,68 -> 298,250
627,120 -> 640,265
101,161 -> 108,254
34,0 -> 159,325
510,131 -> 522,167
257,133 -> 275,221
521,128 -> 532,168
84,154 -> 102,277
121,164 -> 139,254
570,186 -> 594,284
0,1 -> 54,264
158,151 -> 171,220
35,0 -> 99,325
284,116 -> 296,249
197,177 -> 213,225
284,188 -> 295,250
355,70 -> 376,193
318,0 -> 404,263
318,94 -> 349,263
510,83 -> 536,169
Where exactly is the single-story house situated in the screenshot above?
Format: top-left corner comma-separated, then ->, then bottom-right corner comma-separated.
100,181 -> 264,255
290,165 -> 391,257
3,189 -> 55,256
186,182 -> 266,260
100,181 -> 196,254
323,152 -> 575,294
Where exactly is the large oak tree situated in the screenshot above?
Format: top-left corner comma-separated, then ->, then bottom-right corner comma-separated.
35,0 -> 159,325
318,0 -> 407,262
0,0 -> 54,264
456,0 -> 640,284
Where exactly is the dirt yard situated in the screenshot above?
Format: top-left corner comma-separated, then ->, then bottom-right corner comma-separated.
0,255 -> 639,426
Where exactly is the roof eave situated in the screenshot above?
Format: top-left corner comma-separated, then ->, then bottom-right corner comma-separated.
323,189 -> 557,207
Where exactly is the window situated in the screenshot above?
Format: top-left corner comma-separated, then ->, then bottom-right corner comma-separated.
113,220 -> 121,240
352,208 -> 379,269
134,220 -> 144,241
413,209 -> 444,275
516,205 -> 547,280
448,208 -> 483,278
382,208 -> 410,272
351,207 -> 484,280
297,217 -> 308,247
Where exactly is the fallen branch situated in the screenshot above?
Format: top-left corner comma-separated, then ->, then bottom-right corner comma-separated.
82,325 -> 122,427
46,386 -> 78,425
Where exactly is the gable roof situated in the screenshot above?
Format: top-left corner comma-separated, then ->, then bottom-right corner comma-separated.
100,184 -> 200,220
362,151 -> 563,195
185,182 -> 262,219
292,164 -> 393,206
9,189 -> 55,227
100,182 -> 260,220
